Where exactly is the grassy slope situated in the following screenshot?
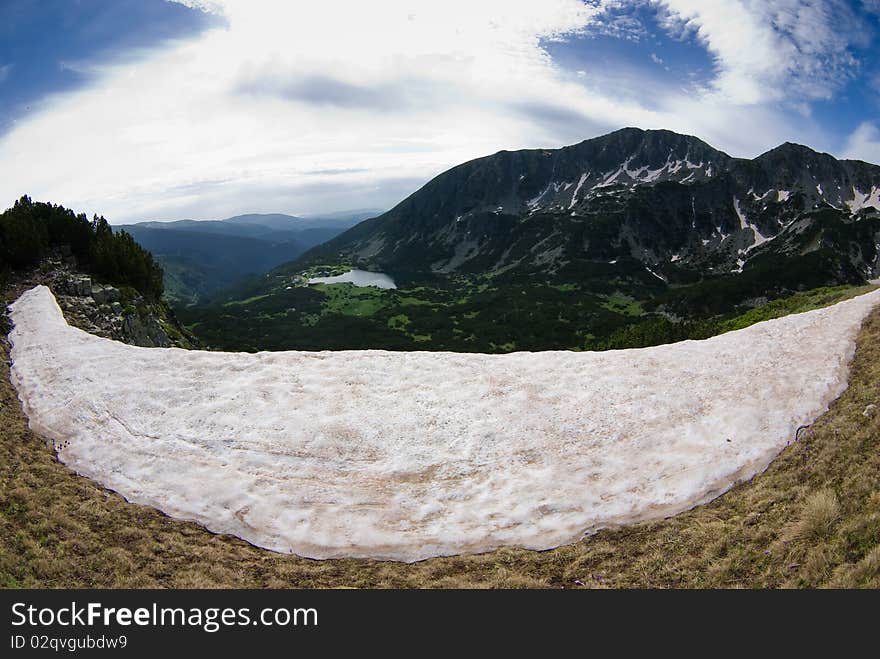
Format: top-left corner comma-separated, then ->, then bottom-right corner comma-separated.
1,286 -> 879,587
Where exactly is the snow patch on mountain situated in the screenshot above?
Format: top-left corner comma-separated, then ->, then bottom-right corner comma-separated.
734,197 -> 770,253
9,285 -> 880,561
847,186 -> 880,213
569,171 -> 590,209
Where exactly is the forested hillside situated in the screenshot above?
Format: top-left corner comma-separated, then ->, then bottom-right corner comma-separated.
0,196 -> 164,300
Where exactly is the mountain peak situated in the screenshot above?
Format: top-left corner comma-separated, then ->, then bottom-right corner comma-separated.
757,141 -> 833,161
299,126 -> 880,280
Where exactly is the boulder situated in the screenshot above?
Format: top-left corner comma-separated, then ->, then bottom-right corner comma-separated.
92,285 -> 107,304
76,277 -> 92,297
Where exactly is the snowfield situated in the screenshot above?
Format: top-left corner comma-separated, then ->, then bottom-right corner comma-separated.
8,285 -> 880,562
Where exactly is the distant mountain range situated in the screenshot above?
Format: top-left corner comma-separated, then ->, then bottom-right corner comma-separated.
117,210 -> 383,304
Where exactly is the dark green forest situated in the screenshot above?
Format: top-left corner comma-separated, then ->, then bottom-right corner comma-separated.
0,196 -> 163,299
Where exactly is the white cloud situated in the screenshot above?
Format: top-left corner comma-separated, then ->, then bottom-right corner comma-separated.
0,64 -> 11,84
0,0 -> 874,223
843,122 -> 880,163
0,1 -> 618,221
652,0 -> 867,105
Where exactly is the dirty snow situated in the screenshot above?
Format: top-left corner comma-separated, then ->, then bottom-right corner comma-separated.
596,165 -> 626,188
8,286 -> 880,562
847,186 -> 880,213
527,182 -> 551,210
734,197 -> 770,253
569,172 -> 590,208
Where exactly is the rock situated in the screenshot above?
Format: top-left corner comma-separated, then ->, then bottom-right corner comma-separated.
76,277 -> 92,297
91,285 -> 107,304
111,302 -> 122,315
106,287 -> 120,303
863,404 -> 876,419
121,312 -> 171,348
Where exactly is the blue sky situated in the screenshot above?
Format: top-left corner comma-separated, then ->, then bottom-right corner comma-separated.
0,0 -> 221,134
1,0 -> 879,223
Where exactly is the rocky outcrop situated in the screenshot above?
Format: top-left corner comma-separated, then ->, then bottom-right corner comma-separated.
5,256 -> 194,349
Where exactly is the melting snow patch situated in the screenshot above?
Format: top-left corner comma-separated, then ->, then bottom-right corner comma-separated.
847,186 -> 880,213
734,197 -> 770,253
8,286 -> 880,562
596,165 -> 626,188
644,265 -> 667,282
569,172 -> 590,209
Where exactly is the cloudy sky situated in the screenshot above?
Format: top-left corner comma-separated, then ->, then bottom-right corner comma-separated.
1,0 -> 879,223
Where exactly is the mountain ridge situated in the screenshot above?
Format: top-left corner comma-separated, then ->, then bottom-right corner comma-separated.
297,127 -> 880,281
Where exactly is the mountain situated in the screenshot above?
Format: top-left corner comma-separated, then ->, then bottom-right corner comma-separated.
118,211 -> 378,304
220,213 -> 303,230
180,129 -> 880,352
303,128 -> 880,283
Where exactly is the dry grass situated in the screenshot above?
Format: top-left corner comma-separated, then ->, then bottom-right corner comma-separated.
2,280 -> 880,588
792,490 -> 840,541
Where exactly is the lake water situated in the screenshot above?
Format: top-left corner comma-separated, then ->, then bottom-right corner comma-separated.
307,269 -> 397,289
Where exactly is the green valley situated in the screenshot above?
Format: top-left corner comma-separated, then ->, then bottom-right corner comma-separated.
178,261 -> 876,353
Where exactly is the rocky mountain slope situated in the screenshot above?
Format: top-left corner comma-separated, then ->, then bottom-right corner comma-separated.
302,128 -> 880,284
2,252 -> 194,349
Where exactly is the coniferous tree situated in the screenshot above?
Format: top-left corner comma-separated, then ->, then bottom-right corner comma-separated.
0,197 -> 164,299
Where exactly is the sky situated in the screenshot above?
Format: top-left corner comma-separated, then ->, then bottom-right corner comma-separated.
0,0 -> 879,224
